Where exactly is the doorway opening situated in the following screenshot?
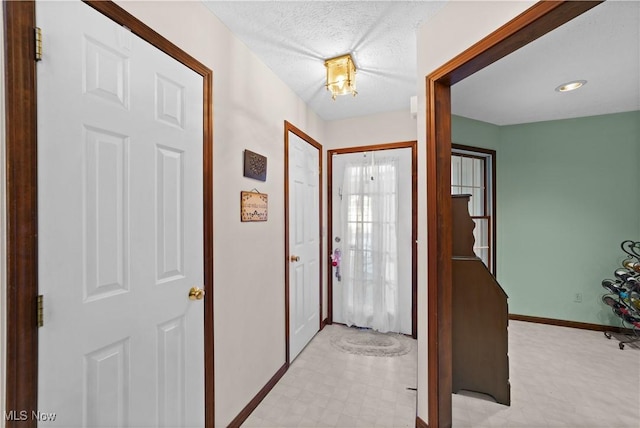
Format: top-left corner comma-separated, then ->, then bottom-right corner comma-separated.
425,2 -> 603,427
328,141 -> 417,339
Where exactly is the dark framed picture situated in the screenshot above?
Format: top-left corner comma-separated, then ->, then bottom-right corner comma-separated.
243,149 -> 267,181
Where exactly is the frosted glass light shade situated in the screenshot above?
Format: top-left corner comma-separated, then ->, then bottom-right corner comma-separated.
325,54 -> 357,100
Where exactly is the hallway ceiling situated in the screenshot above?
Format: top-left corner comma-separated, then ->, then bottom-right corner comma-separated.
203,1 -> 446,121
203,1 -> 640,125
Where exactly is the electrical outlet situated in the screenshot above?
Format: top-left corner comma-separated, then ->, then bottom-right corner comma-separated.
574,293 -> 583,303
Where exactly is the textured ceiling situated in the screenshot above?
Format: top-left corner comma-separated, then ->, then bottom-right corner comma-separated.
452,0 -> 640,126
203,1 -> 640,125
203,1 -> 446,121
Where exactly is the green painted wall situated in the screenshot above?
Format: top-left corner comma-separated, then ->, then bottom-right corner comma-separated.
452,115 -> 500,151
452,111 -> 640,327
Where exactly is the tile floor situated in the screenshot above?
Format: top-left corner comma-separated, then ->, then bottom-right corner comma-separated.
453,321 -> 639,428
243,324 -> 417,428
243,321 -> 639,428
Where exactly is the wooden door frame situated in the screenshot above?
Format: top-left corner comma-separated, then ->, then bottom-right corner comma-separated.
425,2 -> 603,427
326,141 -> 418,338
283,120 -> 323,366
3,1 -> 215,426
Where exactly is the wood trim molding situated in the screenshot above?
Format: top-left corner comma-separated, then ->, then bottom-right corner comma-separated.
509,314 -> 636,335
284,127 -> 291,364
5,1 -> 215,426
328,140 -> 417,155
416,416 -> 430,428
326,141 -> 418,338
227,363 -> 288,428
326,150 -> 333,325
202,70 -> 215,428
321,317 -> 329,330
451,143 -> 495,156
425,2 -> 603,428
4,2 -> 39,424
283,120 -> 323,365
410,142 -> 419,339
426,78 -> 453,428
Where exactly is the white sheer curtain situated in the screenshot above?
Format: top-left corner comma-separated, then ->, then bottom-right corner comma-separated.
341,155 -> 399,333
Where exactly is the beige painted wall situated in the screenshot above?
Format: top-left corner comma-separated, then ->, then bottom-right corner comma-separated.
324,109 -> 417,150
415,0 -> 536,422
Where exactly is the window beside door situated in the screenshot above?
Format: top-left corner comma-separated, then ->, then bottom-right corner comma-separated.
451,145 -> 496,274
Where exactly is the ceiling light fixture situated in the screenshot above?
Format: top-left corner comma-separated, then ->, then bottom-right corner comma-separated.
325,53 -> 357,100
555,80 -> 587,92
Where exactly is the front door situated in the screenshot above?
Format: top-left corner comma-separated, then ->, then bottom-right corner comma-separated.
331,147 -> 413,335
287,130 -> 320,361
36,2 -> 205,426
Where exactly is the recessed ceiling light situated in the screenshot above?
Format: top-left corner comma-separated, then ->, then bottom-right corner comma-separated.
555,80 -> 587,92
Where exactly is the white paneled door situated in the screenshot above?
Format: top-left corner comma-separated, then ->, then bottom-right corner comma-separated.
36,2 -> 205,427
288,132 -> 320,361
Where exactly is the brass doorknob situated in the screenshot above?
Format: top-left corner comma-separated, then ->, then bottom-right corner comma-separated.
290,255 -> 300,262
189,287 -> 205,300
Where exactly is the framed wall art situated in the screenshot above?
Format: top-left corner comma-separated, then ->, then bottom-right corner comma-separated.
243,149 -> 267,181
241,191 -> 268,222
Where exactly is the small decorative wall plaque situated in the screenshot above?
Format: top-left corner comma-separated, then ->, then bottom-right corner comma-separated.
241,191 -> 268,222
243,149 -> 267,181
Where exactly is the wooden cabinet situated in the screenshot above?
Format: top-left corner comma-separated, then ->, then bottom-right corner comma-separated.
452,195 -> 510,406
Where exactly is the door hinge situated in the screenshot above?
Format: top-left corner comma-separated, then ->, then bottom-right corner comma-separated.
37,294 -> 44,327
34,27 -> 43,61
